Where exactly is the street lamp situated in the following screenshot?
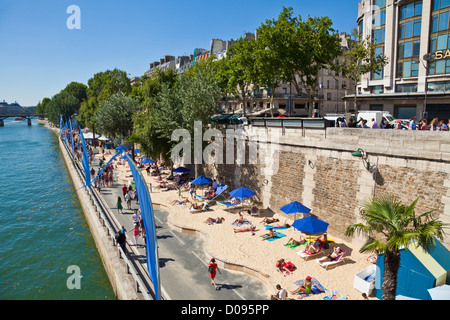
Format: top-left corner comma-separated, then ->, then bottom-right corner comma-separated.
418,53 -> 436,120
352,148 -> 371,171
352,148 -> 379,198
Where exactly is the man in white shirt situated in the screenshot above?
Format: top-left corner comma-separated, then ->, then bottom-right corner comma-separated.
270,284 -> 287,300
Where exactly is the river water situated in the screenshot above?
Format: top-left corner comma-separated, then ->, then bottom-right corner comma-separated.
0,118 -> 116,299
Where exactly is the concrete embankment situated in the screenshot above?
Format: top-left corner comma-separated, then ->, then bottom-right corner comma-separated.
40,120 -> 147,300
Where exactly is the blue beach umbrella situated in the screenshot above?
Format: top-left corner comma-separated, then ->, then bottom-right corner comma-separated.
134,149 -> 140,153
228,186 -> 256,201
191,175 -> 212,185
116,145 -> 128,151
173,166 -> 191,173
292,215 -> 329,234
280,201 -> 311,215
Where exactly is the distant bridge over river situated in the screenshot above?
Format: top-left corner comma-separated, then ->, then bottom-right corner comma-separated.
0,113 -> 47,126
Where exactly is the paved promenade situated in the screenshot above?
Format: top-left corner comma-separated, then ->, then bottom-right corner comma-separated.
90,153 -> 269,300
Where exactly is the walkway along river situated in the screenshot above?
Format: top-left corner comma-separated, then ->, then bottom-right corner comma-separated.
52,119 -> 269,300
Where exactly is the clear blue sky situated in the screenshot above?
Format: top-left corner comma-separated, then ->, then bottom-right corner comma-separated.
0,0 -> 359,106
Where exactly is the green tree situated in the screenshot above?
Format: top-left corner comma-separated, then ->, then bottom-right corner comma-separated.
61,82 -> 87,110
36,97 -> 51,115
47,91 -> 79,124
95,93 -> 139,139
256,7 -> 342,117
345,194 -> 448,300
78,68 -> 131,146
222,36 -> 259,117
337,30 -> 388,115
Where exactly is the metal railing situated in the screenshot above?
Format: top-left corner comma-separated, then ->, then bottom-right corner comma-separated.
249,117 -> 327,137
61,139 -> 157,300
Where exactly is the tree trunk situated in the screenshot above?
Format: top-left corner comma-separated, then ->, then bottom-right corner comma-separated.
354,83 -> 358,117
382,249 -> 401,300
92,123 -> 97,147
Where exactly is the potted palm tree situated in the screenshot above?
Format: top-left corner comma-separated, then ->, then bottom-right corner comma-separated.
346,193 -> 448,300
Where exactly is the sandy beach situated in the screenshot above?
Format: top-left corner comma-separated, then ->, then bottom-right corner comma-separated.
107,151 -> 378,301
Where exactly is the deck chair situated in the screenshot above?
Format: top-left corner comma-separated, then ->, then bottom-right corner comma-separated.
297,243 -> 325,261
204,184 -> 229,205
315,250 -> 346,270
249,207 -> 260,217
216,196 -> 240,210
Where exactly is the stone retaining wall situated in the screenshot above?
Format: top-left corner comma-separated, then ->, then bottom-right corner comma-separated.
195,126 -> 450,248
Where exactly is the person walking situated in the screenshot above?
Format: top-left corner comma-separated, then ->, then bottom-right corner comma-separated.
115,230 -> 127,253
116,197 -> 123,214
408,116 -> 417,130
122,184 -> 128,201
128,223 -> 140,247
208,258 -> 221,290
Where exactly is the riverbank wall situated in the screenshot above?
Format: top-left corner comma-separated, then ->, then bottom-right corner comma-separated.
39,120 -> 146,300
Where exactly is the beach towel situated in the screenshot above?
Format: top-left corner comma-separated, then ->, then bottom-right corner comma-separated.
264,225 -> 289,230
284,241 -> 306,249
262,232 -> 286,241
323,290 -> 347,300
282,261 -> 296,272
293,277 -> 327,298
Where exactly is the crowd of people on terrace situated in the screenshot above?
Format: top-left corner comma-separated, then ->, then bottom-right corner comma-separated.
336,116 -> 450,131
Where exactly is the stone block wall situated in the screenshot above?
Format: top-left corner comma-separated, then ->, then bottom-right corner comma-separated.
192,125 -> 450,249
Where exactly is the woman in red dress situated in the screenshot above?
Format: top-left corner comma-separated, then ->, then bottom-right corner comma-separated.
208,258 -> 221,290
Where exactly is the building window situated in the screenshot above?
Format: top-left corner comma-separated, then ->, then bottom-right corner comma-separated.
396,83 -> 418,92
433,0 -> 450,12
397,60 -> 419,77
373,0 -> 386,9
371,85 -> 384,94
400,1 -> 422,19
327,93 -> 333,100
428,80 -> 450,91
373,28 -> 385,44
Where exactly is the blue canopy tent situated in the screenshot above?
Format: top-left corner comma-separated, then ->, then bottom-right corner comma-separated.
374,239 -> 450,300
292,215 -> 329,234
134,149 -> 140,154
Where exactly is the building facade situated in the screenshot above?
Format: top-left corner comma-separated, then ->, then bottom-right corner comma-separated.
351,0 -> 450,121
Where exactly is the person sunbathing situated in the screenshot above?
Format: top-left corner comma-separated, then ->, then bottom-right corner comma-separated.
261,227 -> 277,241
233,225 -> 256,233
232,212 -> 245,225
190,201 -> 205,210
267,219 -> 291,228
290,276 -> 323,296
303,240 -> 322,254
318,247 -> 343,263
285,237 -> 306,248
260,217 -> 279,224
171,198 -> 190,205
275,259 -> 290,277
204,217 -> 225,225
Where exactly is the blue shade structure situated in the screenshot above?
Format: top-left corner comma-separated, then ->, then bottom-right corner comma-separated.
228,186 -> 256,201
292,215 -> 329,234
124,153 -> 161,300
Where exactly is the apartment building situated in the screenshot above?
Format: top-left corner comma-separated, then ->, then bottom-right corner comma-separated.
348,0 -> 450,120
